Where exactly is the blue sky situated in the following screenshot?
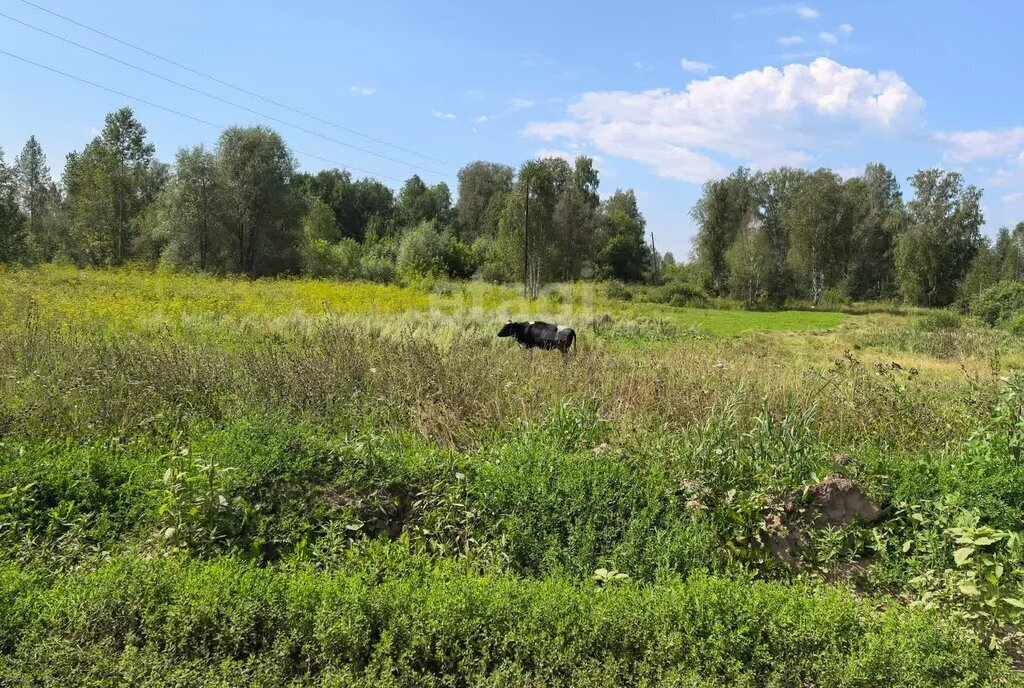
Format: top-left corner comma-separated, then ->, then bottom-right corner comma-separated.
2,0 -> 1023,257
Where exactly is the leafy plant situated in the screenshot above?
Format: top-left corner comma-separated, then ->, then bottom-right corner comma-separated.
152,444 -> 237,553
593,567 -> 630,588
907,508 -> 1024,650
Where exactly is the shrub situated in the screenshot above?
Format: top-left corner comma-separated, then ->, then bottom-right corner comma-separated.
396,222 -> 478,280
651,277 -> 709,308
396,221 -> 447,278
971,280 -> 1024,326
817,287 -> 850,309
602,279 -> 633,301
357,252 -> 396,283
2,551 -> 1014,686
441,236 -> 480,279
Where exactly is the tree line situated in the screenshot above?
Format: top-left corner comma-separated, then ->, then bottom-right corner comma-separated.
691,164 -> 1022,308
4,106 -> 1019,309
0,107 -> 654,284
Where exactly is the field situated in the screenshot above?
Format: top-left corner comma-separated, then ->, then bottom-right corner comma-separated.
3,265 -> 1024,686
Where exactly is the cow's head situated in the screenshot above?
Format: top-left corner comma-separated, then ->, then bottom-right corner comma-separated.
497,320 -> 518,338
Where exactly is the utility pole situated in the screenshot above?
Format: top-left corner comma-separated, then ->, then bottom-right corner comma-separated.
650,232 -> 659,282
523,177 -> 530,300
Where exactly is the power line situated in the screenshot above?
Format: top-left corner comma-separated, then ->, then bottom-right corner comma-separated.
0,10 -> 450,180
14,0 -> 453,168
0,48 -> 407,184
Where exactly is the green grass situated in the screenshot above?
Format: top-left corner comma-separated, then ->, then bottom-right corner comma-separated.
654,303 -> 843,335
2,266 -> 1024,686
0,265 -> 842,338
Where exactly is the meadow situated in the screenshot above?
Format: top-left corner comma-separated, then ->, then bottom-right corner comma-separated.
3,265 -> 1024,686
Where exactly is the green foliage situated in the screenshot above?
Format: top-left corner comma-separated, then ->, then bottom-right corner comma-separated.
217,126 -> 303,276
915,309 -> 962,332
13,135 -> 58,262
0,147 -> 27,264
1,550 -> 1014,686
784,168 -> 850,306
156,145 -> 226,270
958,241 -> 1002,312
843,163 -> 904,300
648,273 -> 709,307
397,174 -> 452,227
456,161 -> 514,241
294,168 -> 395,243
9,266 -> 1024,680
152,445 -> 238,553
725,214 -> 776,306
896,169 -> 984,307
692,168 -> 752,295
396,220 -> 447,278
597,189 -> 649,281
972,280 -> 1024,326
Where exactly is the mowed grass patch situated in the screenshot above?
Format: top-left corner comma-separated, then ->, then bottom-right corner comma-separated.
663,304 -> 844,336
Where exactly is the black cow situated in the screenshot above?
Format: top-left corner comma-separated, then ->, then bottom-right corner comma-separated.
497,320 -> 576,353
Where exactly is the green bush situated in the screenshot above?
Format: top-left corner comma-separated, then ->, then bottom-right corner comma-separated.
396,221 -> 447,278
971,280 -> 1024,326
602,279 -> 633,301
1,550 -> 1014,686
817,287 -> 850,309
652,277 -> 709,307
1007,312 -> 1024,336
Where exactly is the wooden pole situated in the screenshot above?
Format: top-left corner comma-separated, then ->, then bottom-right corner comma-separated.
523,177 -> 530,300
650,232 -> 658,282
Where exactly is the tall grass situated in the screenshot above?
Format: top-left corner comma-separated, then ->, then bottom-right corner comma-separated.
4,267 -> 1024,683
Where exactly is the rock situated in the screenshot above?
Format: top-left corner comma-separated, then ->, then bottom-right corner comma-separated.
833,453 -> 853,466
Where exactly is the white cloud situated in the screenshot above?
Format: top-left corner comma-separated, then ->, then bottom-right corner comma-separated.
470,97 -> 536,126
536,148 -> 579,164
526,57 -> 923,183
349,86 -> 376,96
1019,151 -> 1024,167
519,52 -> 552,67
988,169 -> 1015,187
433,111 -> 456,120
794,4 -> 820,18
633,60 -> 646,70
777,35 -> 805,46
1003,192 -> 1024,204
838,23 -> 853,34
819,31 -> 838,45
935,127 -> 1024,163
510,97 -> 536,111
834,165 -> 862,180
735,4 -> 819,19
681,58 -> 713,73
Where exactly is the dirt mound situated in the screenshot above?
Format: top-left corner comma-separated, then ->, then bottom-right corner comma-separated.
803,474 -> 882,527
764,473 -> 882,566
